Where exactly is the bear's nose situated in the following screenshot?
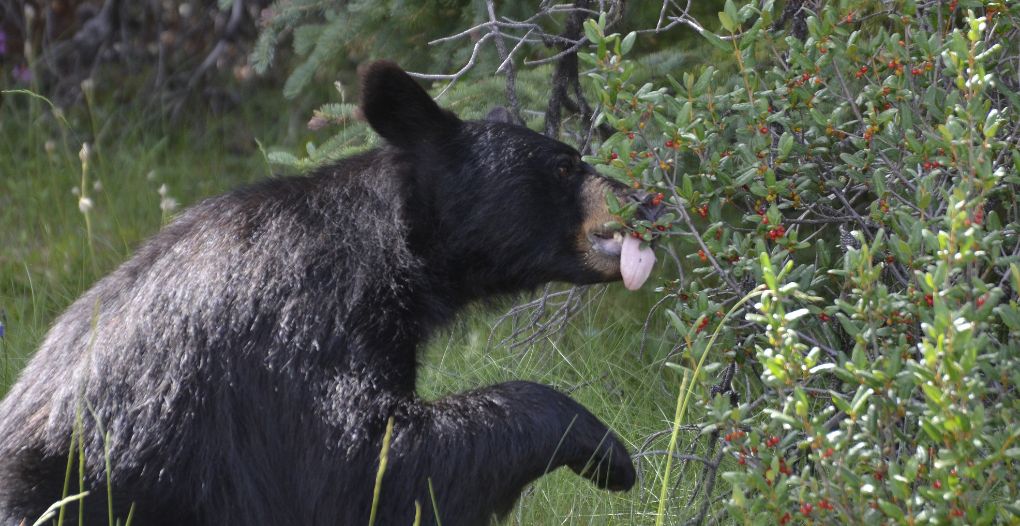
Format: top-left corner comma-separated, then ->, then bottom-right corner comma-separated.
626,190 -> 665,222
589,167 -> 664,222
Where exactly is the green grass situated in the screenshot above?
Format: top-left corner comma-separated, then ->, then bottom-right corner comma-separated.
0,90 -> 718,525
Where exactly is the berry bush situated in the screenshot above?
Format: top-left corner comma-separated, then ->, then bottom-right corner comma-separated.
585,1 -> 1020,523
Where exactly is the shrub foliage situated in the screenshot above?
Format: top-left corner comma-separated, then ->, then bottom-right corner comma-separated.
586,1 -> 1019,523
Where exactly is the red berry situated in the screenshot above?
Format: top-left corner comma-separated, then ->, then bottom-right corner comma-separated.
976,296 -> 986,308
698,249 -> 708,263
912,67 -> 922,75
925,294 -> 934,307
801,503 -> 813,516
951,508 -> 964,517
656,225 -> 666,232
934,480 -> 942,489
627,132 -> 635,140
780,512 -> 792,525
819,313 -> 831,322
609,152 -> 618,160
759,126 -> 769,135
651,192 -> 664,206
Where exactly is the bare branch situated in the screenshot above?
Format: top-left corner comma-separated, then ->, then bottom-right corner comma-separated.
487,0 -> 523,123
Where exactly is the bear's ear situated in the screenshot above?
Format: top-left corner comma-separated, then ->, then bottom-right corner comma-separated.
484,106 -> 515,124
359,61 -> 460,148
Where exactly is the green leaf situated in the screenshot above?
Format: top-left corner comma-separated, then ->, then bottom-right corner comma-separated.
831,393 -> 852,414
605,188 -> 621,213
878,500 -> 905,520
839,152 -> 865,169
996,304 -> 1020,331
267,151 -> 300,167
778,132 -> 793,158
849,386 -> 873,417
620,32 -> 637,55
764,409 -> 798,426
666,309 -> 688,336
725,0 -> 740,27
699,29 -> 731,52
872,170 -> 886,196
836,313 -> 859,336
784,308 -> 809,322
583,19 -> 602,44
719,11 -> 736,33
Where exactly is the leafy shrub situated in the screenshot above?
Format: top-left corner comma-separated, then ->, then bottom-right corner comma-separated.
585,1 -> 1020,523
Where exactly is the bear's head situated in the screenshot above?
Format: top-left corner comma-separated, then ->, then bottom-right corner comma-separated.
359,61 -> 657,301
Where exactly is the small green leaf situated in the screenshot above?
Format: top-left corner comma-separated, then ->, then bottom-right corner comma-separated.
996,304 -> 1020,331
719,11 -> 736,33
583,19 -> 602,44
620,31 -> 637,55
878,500 -> 905,520
724,0 -> 740,27
778,132 -> 793,158
849,386 -> 873,417
699,29 -> 731,51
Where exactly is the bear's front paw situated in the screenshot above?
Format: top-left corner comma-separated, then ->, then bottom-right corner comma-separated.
568,432 -> 636,491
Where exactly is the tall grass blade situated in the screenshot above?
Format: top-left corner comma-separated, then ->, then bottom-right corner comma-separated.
367,416 -> 395,526
654,286 -> 765,525
428,478 -> 442,526
32,492 -> 89,526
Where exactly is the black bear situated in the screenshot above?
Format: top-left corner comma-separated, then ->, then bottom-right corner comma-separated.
0,61 -> 654,525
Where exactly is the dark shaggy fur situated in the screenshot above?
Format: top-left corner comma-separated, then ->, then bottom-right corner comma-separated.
0,61 -> 636,525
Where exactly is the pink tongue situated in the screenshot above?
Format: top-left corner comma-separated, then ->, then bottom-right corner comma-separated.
620,236 -> 656,291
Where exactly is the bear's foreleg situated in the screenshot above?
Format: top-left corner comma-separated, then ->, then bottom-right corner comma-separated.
379,380 -> 635,525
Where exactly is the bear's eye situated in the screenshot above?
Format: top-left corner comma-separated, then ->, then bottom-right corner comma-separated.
556,156 -> 577,178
